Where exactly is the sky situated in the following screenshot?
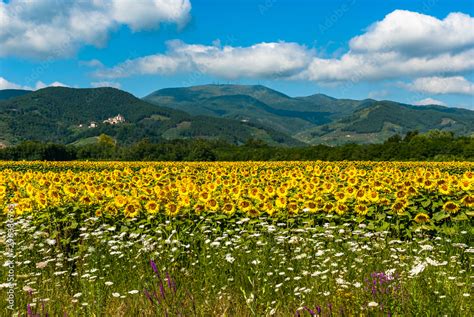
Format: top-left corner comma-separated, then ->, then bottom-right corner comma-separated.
0,0 -> 473,109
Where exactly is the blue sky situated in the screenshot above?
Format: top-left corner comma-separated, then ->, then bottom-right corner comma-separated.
0,0 -> 473,109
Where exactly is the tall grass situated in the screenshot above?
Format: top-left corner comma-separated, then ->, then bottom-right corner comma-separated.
1,214 -> 472,316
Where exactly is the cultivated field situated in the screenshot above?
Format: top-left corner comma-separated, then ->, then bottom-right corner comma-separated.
0,161 -> 472,316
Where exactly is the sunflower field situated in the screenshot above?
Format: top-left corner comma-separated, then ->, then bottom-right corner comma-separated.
0,161 -> 473,316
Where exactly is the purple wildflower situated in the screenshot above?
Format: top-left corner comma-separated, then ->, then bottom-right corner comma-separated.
144,289 -> 154,305
150,260 -> 161,279
304,306 -> 316,315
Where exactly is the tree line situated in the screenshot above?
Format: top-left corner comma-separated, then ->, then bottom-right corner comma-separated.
0,130 -> 472,161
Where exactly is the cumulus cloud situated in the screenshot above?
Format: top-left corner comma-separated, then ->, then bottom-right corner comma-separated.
95,40 -> 313,79
0,77 -> 25,90
111,0 -> 191,31
35,81 -> 68,89
80,59 -> 105,68
0,77 -> 68,90
350,10 -> 474,56
91,81 -> 122,89
0,0 -> 191,59
94,10 -> 474,86
301,10 -> 474,82
301,49 -> 474,82
414,98 -> 447,106
405,76 -> 474,95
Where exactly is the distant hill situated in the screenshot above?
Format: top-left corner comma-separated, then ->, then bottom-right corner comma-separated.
296,101 -> 474,144
0,89 -> 32,100
1,85 -> 472,147
0,87 -> 299,147
145,84 -> 474,145
144,85 -> 349,135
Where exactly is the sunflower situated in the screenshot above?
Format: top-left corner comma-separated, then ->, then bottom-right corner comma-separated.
48,189 -> 61,202
206,199 -> 219,212
460,180 -> 471,191
373,180 -> 383,190
275,196 -> 287,209
395,190 -> 407,199
180,196 -> 191,207
345,186 -> 356,198
391,200 -> 406,215
304,201 -> 317,213
114,195 -> 128,208
194,203 -> 205,215
334,191 -> 347,202
79,195 -> 93,205
407,186 -> 417,196
438,184 -> 451,195
442,201 -> 459,214
124,201 -> 141,218
287,201 -> 299,214
460,195 -> 473,207
414,213 -> 430,224
165,202 -> 180,217
463,171 -> 473,181
145,201 -> 160,214
347,177 -> 358,186
239,199 -> 252,212
423,179 -> 435,190
0,185 -> 6,196
103,203 -> 119,216
355,204 -> 368,216
198,191 -> 211,203
323,202 -> 335,213
355,189 -> 366,200
276,186 -> 288,197
265,185 -> 276,197
335,203 -> 348,215
322,182 -> 334,193
222,203 -> 235,215
35,195 -> 48,208
367,191 -> 379,203
231,187 -> 241,197
264,202 -> 276,216
249,187 -> 261,199
207,183 -> 218,192
247,208 -> 260,218
63,185 -> 78,197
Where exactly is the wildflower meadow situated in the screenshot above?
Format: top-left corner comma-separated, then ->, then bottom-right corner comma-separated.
0,161 -> 472,316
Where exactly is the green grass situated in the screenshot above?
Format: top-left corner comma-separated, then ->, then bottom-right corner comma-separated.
0,213 -> 472,316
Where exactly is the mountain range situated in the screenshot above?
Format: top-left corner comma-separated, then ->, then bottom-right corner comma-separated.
0,84 -> 472,147
144,84 -> 474,145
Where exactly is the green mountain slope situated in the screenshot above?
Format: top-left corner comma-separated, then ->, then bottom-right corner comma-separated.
144,85 -> 339,134
0,89 -> 32,100
0,87 -> 299,146
297,101 -> 474,145
144,84 -> 474,145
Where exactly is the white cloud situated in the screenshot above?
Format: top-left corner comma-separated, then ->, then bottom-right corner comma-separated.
95,40 -> 312,79
111,0 -> 191,31
350,10 -> 474,56
35,81 -> 68,90
405,76 -> 474,95
414,98 -> 447,106
0,77 -> 25,90
0,0 -> 191,59
91,81 -> 122,89
368,89 -> 390,99
0,77 -> 68,90
80,59 -> 104,68
94,10 -> 474,86
301,49 -> 474,82
299,10 -> 474,82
